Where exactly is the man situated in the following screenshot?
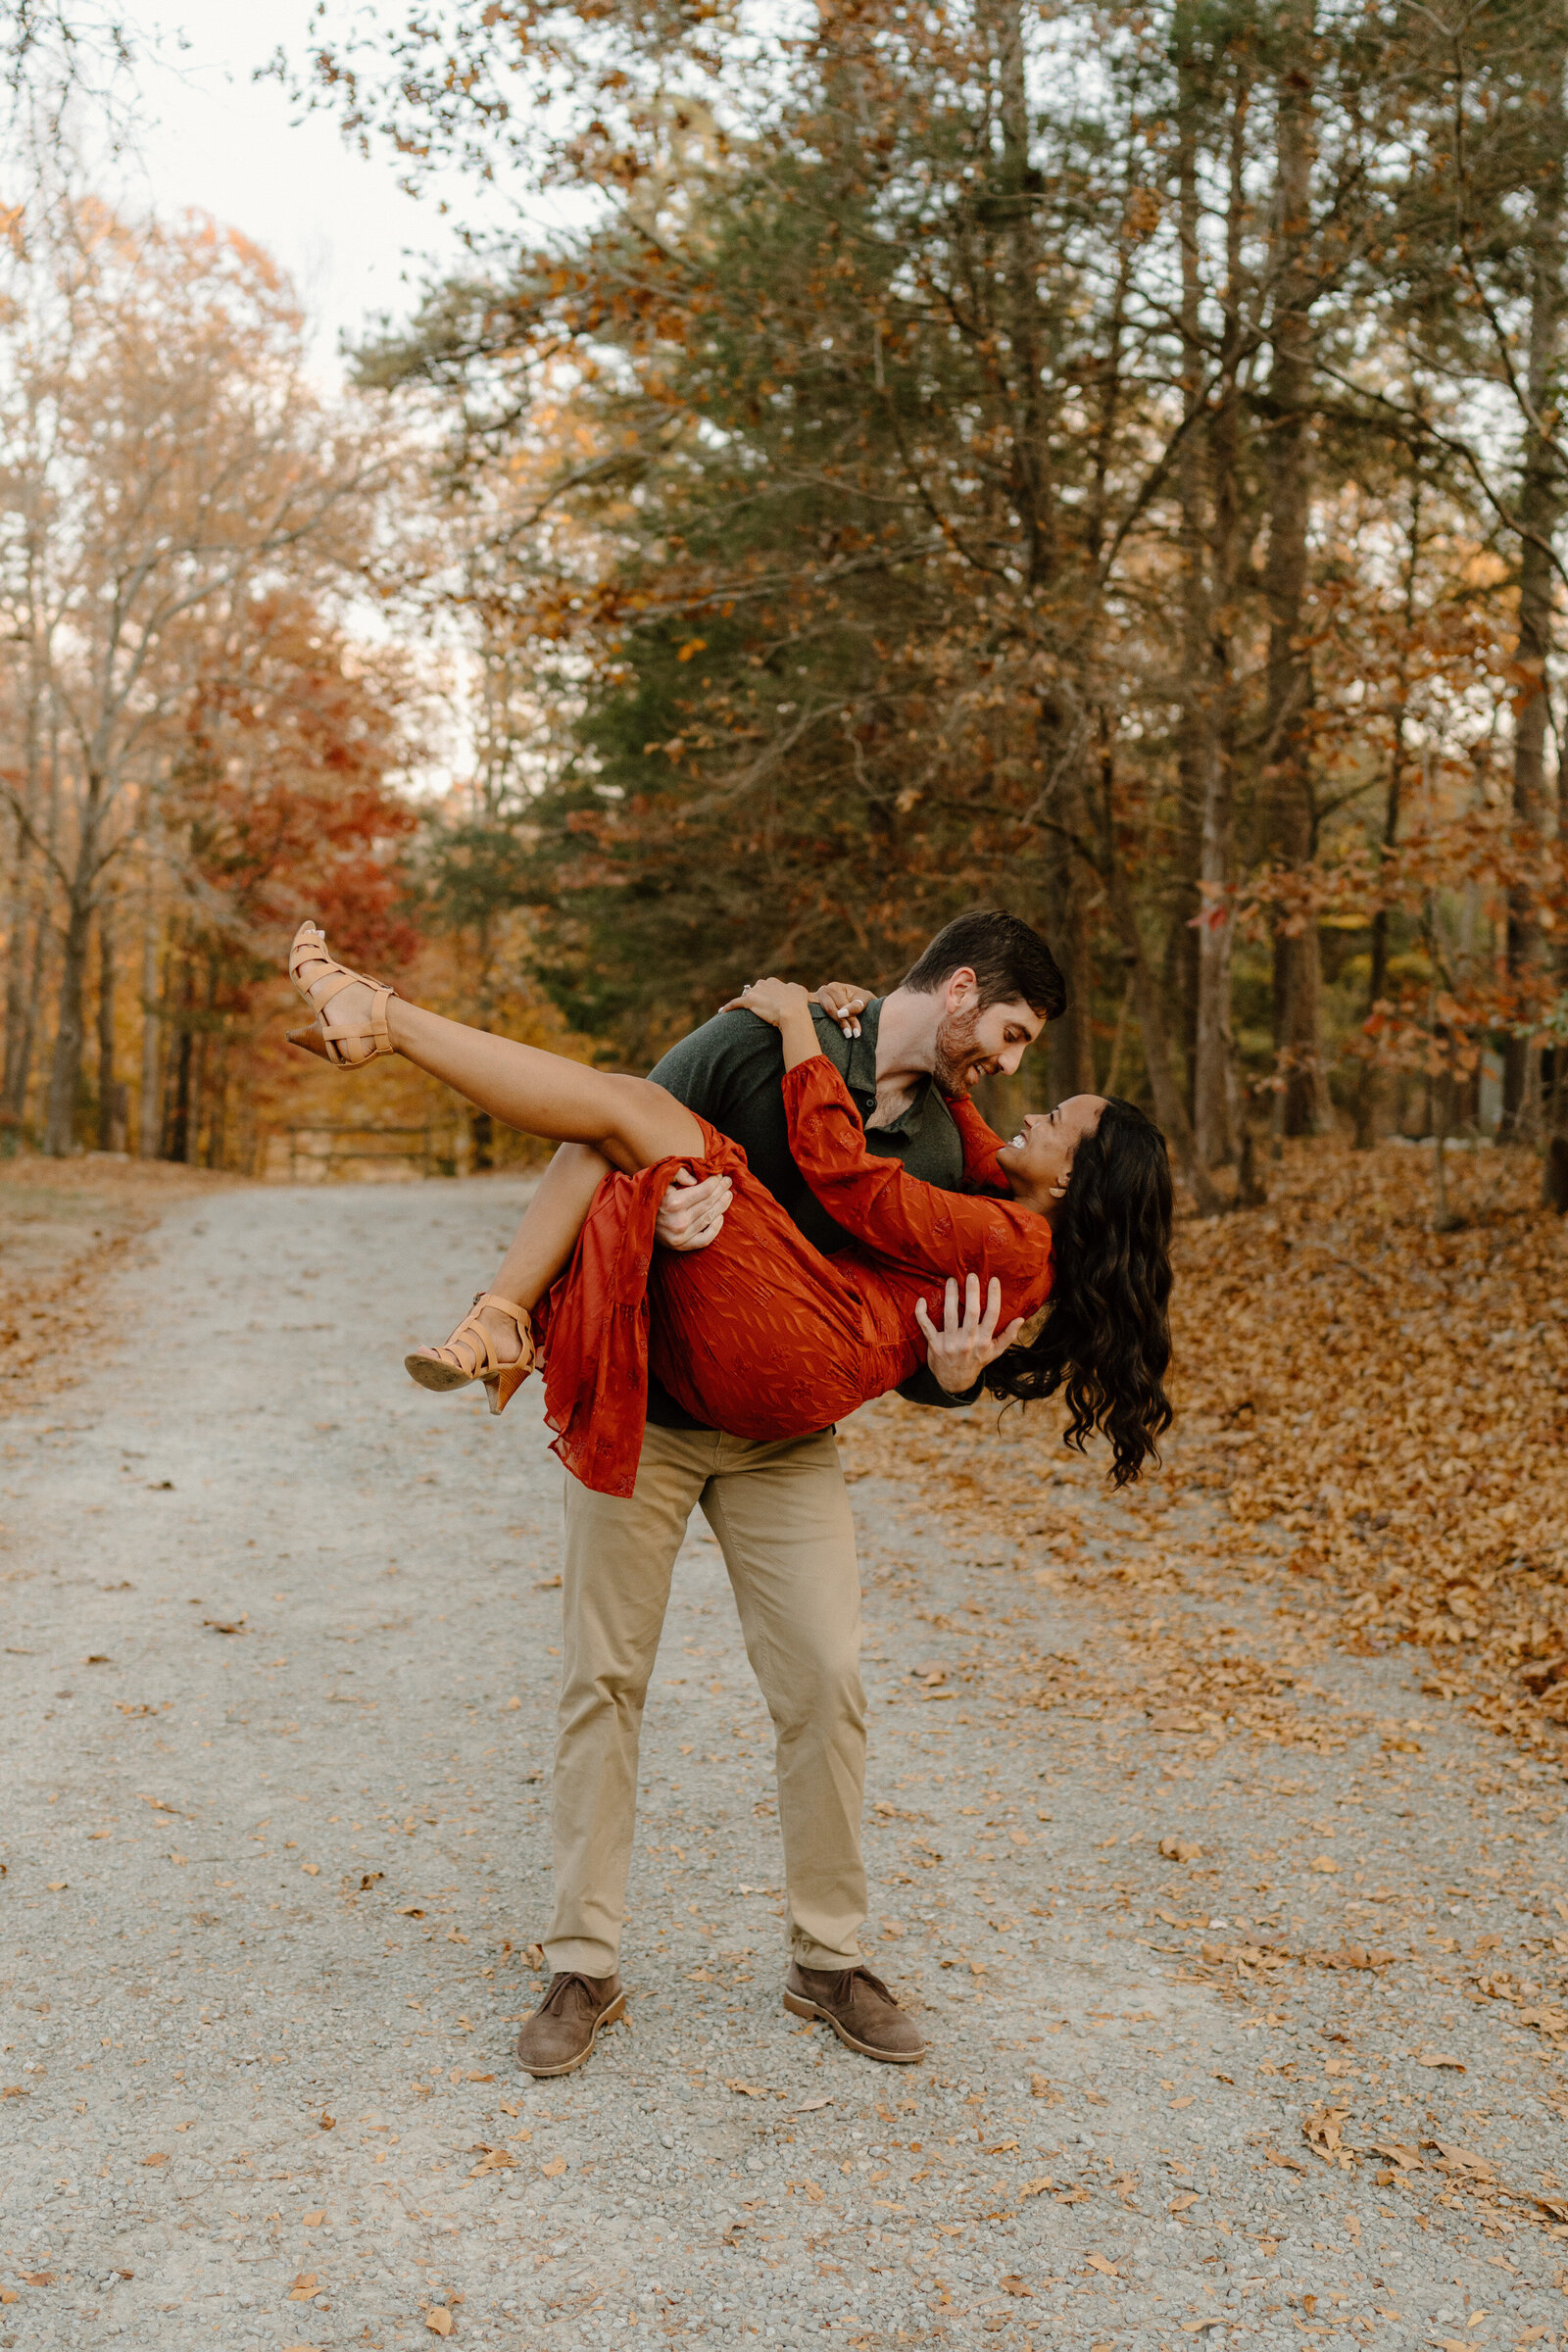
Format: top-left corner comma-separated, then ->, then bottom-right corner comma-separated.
514,909 -> 1065,2076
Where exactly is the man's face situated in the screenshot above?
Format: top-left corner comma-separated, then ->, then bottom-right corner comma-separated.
930,973 -> 1044,1092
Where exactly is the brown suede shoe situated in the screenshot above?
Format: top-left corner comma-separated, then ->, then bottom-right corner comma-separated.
783,1962 -> 926,2063
513,1971 -> 625,2078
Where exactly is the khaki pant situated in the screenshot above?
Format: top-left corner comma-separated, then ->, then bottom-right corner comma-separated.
544,1422 -> 865,1977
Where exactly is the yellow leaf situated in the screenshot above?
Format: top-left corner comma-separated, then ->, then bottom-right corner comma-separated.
1310,1855 -> 1340,1875
1001,2275 -> 1031,2296
726,2080 -> 769,2097
540,2157 -> 567,2178
1415,2050 -> 1465,2071
140,2152 -> 169,2167
301,1863 -> 320,1877
1158,1836 -> 1201,1863
46,1881 -> 68,1891
319,2113 -> 335,2131
287,2273 -> 318,2300
1017,2177 -> 1053,2199
425,2309 -> 455,2337
302,2209 -> 325,2226
1085,2253 -> 1119,2277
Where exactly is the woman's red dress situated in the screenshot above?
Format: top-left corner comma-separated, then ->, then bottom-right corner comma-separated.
535,1055 -> 1052,1496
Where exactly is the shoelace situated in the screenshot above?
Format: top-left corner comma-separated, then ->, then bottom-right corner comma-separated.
818,1966 -> 895,2005
542,1972 -> 608,2017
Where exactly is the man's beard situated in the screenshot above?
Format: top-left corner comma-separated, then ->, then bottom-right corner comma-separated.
932,1007 -> 989,1094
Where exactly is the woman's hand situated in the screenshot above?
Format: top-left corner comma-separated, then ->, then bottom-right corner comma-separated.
719,977 -> 814,1028
915,1275 -> 1025,1395
719,976 -> 822,1072
809,982 -> 869,1039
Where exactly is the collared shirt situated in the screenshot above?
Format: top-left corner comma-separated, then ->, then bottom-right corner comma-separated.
648,997 -> 963,1260
643,997 -> 971,1428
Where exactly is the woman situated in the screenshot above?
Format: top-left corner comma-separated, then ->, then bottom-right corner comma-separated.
287,922 -> 1173,1494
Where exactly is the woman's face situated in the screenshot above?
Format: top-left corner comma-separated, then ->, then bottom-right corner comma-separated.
996,1095 -> 1109,1216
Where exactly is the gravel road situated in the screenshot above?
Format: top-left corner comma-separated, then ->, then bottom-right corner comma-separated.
4,1178 -> 1568,2352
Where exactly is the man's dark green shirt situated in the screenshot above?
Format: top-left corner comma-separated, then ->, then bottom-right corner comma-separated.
644,997 -> 973,1429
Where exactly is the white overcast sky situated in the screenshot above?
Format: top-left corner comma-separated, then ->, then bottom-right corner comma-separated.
126,1 -> 473,374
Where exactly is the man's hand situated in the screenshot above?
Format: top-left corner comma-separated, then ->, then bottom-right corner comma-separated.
809,982 -> 869,1038
914,1274 -> 1024,1395
654,1166 -> 732,1252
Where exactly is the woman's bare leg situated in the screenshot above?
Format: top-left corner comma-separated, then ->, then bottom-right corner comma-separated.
384,999 -> 704,1172
442,1145 -> 614,1369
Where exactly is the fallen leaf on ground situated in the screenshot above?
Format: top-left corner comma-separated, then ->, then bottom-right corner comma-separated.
424,2311 -> 454,2338
1158,1837 -> 1201,1863
466,2147 -> 514,2177
726,2080 -> 769,2097
318,2113 -> 335,2131
1262,2148 -> 1307,2174
539,2157 -> 567,2178
1000,2275 -> 1031,2296
1302,2104 -> 1350,2162
302,2210 -> 325,2227
795,2096 -> 832,2112
1415,2050 -> 1466,2071
139,2153 -> 169,2167
1085,2253 -> 1119,2277
287,2274 -> 318,2300
1017,2178 -> 1053,2199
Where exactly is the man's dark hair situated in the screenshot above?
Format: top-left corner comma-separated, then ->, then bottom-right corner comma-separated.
901,909 -> 1065,1020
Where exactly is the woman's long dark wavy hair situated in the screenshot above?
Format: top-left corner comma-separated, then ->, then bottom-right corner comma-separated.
982,1099 -> 1173,1486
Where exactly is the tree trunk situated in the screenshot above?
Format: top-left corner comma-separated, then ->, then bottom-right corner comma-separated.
1170,48 -> 1210,1129
1355,480 -> 1423,1148
1500,51 -> 1565,1140
44,879 -> 92,1157
3,700 -> 41,1125
138,871 -> 162,1158
1193,60 -> 1250,1169
984,0 -> 1055,593
5,710 -> 62,1132
96,899 -> 117,1152
1262,0 -> 1330,1137
163,945 -> 193,1164
1092,736 -> 1221,1215
1041,782 -> 1099,1097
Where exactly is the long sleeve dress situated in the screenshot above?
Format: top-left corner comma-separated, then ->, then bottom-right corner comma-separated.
534,1055 -> 1053,1495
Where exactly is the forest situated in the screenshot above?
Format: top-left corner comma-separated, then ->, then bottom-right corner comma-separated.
2,0 -> 1567,1210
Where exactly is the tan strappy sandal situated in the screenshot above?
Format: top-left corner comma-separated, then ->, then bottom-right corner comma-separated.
405,1293 -> 535,1418
286,920 -> 397,1068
